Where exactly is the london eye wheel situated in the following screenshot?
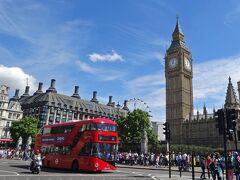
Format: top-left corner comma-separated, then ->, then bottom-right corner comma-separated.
127,98 -> 152,117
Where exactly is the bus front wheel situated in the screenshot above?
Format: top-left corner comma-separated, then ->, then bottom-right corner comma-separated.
72,160 -> 79,173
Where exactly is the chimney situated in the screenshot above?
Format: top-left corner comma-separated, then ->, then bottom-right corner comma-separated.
91,91 -> 99,103
34,82 -> 43,94
122,100 -> 129,110
72,86 -> 80,99
21,86 -> 30,97
10,89 -> 20,101
107,96 -> 114,107
238,81 -> 240,102
46,79 -> 57,93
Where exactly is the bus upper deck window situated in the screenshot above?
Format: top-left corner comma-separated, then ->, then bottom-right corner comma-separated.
91,123 -> 97,130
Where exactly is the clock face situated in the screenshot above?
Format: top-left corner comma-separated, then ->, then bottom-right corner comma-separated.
168,58 -> 177,69
184,57 -> 191,70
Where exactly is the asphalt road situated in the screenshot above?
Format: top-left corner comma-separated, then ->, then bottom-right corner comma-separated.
0,159 -> 202,180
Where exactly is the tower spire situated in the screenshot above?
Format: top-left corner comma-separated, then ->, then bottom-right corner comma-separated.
173,16 -> 183,35
169,17 -> 186,50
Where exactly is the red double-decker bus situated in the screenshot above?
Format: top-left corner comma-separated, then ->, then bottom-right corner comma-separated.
34,118 -> 118,172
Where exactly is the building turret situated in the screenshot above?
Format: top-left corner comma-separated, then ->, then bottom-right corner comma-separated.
203,104 -> 207,120
237,81 -> 240,103
197,109 -> 199,120
10,89 -> 20,101
224,77 -> 239,109
72,86 -> 80,99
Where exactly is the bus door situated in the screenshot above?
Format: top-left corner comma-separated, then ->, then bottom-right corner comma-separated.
58,146 -> 72,169
50,146 -> 63,168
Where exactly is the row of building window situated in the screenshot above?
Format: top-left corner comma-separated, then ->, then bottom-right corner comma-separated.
0,111 -> 21,120
26,106 -> 117,117
27,113 -> 117,128
24,106 -> 118,126
8,113 -> 21,119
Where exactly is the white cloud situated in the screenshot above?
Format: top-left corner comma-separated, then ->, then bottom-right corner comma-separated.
0,64 -> 37,94
75,60 -> 97,74
0,1 -> 93,70
89,50 -> 123,62
123,54 -> 240,122
224,4 -> 240,26
75,60 -> 124,81
126,73 -> 164,89
124,72 -> 166,121
193,55 -> 240,104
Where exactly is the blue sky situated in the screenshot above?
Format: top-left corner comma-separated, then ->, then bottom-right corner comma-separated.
1,0 -> 240,122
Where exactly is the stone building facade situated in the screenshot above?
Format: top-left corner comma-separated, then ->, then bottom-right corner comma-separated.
151,121 -> 165,142
0,85 -> 23,141
165,19 -> 240,149
19,79 -> 129,127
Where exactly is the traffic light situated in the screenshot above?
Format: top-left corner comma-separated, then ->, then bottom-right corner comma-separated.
227,129 -> 234,141
226,108 -> 237,130
163,122 -> 170,141
214,109 -> 224,135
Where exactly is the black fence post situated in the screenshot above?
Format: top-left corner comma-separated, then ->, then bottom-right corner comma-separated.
192,152 -> 195,180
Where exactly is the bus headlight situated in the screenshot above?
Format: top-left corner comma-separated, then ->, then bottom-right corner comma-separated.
95,162 -> 99,168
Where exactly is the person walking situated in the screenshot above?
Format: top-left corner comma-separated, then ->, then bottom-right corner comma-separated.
206,155 -> 211,179
209,154 -> 217,180
200,156 -> 206,179
215,152 -> 224,180
227,151 -> 234,180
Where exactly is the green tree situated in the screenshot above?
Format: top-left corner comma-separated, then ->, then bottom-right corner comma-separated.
10,116 -> 39,149
117,109 -> 158,150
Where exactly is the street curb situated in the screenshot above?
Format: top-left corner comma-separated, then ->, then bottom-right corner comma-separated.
116,164 -> 202,173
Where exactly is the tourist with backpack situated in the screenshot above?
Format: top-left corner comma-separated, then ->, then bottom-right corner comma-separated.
233,152 -> 240,180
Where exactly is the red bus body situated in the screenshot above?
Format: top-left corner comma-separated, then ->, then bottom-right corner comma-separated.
34,118 -> 118,172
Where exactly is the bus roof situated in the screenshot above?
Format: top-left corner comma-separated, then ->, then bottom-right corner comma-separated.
43,118 -> 116,128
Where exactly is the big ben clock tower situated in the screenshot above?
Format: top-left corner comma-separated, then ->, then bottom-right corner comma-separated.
165,18 -> 193,144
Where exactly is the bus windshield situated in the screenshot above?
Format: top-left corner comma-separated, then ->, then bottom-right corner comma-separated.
80,142 -> 118,161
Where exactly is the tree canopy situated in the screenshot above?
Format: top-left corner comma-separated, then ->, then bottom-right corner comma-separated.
117,109 -> 158,150
10,116 -> 39,148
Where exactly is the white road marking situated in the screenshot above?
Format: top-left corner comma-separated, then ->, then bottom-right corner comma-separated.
151,176 -> 158,180
117,169 -> 157,180
0,174 -> 132,177
0,170 -> 19,175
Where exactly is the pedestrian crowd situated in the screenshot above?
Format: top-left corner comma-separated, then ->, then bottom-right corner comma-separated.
0,147 -> 33,160
117,151 -> 191,170
117,151 -> 240,180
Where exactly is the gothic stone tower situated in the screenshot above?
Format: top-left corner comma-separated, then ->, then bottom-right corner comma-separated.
165,18 -> 193,144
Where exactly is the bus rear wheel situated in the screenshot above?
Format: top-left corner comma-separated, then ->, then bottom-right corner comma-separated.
72,160 -> 79,173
